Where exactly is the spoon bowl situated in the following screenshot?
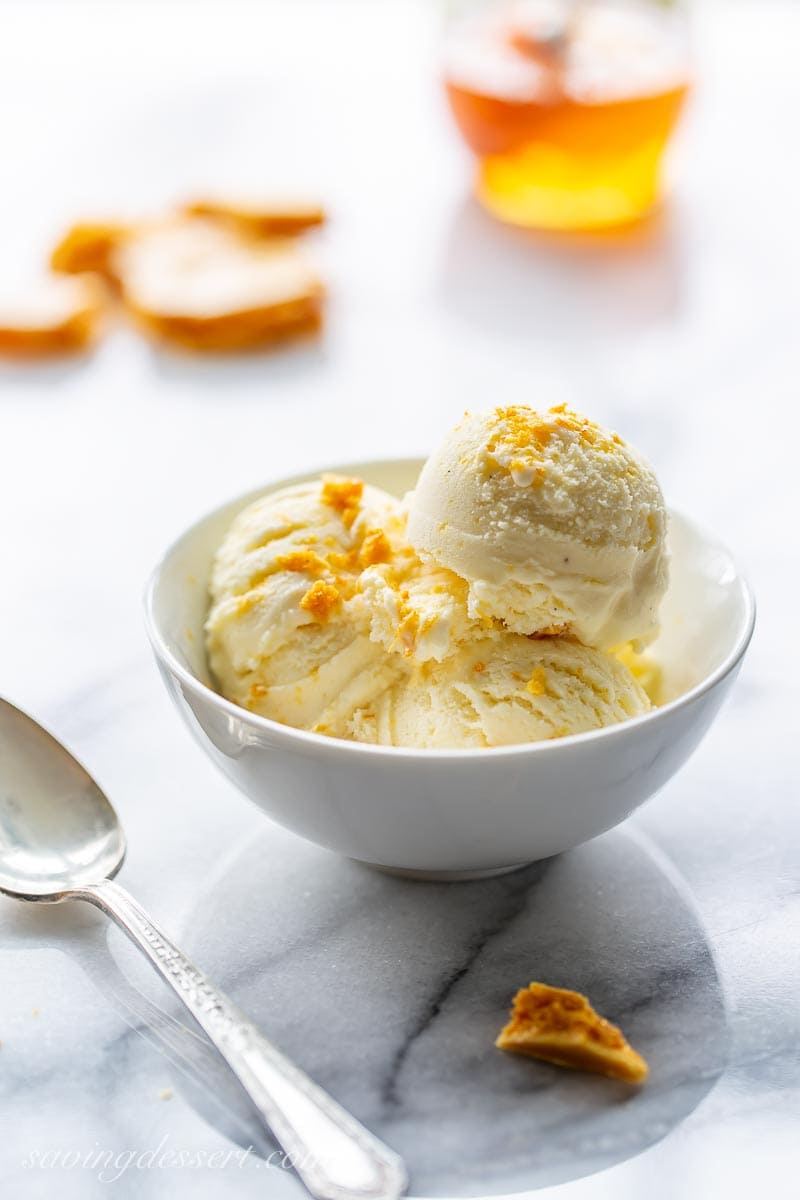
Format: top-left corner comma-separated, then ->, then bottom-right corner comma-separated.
0,699 -> 125,899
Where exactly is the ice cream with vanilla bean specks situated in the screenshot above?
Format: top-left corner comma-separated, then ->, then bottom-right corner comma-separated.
206,406 -> 666,748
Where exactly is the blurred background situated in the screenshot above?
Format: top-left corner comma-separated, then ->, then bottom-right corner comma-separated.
1,0 -> 797,706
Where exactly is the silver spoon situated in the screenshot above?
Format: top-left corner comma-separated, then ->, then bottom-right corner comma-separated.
0,697 -> 407,1200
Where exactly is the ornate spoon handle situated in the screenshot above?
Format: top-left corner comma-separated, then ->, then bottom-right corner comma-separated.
72,878 -> 407,1200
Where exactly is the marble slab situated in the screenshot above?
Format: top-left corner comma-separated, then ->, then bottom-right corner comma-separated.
160,824 -> 726,1197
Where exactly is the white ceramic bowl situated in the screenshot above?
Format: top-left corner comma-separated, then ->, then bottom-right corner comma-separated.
144,459 -> 755,879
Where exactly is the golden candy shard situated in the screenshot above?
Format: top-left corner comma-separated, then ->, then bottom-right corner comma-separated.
496,982 -> 649,1083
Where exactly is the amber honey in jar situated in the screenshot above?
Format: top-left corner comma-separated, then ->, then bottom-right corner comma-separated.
444,0 -> 690,230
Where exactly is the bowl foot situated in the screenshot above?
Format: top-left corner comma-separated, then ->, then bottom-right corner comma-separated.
364,861 -> 531,882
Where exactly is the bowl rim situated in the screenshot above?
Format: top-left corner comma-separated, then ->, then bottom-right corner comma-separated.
143,458 -> 757,763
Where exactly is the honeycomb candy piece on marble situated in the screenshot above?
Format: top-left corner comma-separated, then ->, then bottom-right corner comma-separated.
496,982 -> 648,1083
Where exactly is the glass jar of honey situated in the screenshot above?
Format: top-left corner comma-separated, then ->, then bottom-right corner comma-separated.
443,0 -> 690,230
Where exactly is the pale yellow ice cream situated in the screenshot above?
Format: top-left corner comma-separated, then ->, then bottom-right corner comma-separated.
206,476 -> 408,735
346,634 -> 651,749
207,492 -> 652,748
406,405 -> 668,649
358,557 -> 482,664
207,405 -> 665,748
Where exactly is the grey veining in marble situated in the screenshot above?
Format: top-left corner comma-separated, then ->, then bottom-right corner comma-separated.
176,826 -> 727,1196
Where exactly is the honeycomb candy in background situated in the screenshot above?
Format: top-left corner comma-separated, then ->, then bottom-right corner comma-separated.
50,221 -> 131,282
114,217 -> 324,352
0,274 -> 106,357
181,195 -> 326,238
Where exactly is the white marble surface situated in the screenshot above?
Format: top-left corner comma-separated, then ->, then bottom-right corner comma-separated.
0,1 -> 798,1196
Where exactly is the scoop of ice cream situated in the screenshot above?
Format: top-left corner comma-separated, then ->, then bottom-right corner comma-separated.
358,554 -> 483,664
347,634 -> 651,748
406,405 -> 668,649
207,441 -> 663,751
206,476 -> 407,733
